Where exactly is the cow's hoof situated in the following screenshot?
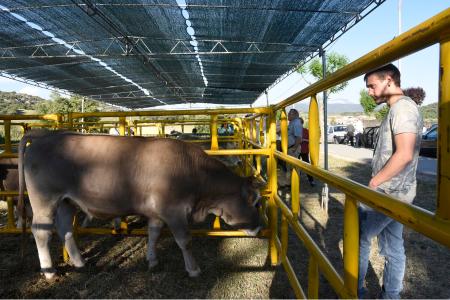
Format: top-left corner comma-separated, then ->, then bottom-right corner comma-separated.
148,259 -> 158,269
71,258 -> 86,268
187,268 -> 201,278
41,269 -> 57,281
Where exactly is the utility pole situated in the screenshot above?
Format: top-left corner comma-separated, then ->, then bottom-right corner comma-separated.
320,47 -> 329,213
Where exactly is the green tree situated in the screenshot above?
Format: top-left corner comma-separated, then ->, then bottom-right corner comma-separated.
375,106 -> 389,120
359,89 -> 389,120
35,92 -> 100,115
359,89 -> 376,115
297,52 -> 349,94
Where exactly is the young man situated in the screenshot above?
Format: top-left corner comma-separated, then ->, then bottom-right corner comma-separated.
359,64 -> 423,298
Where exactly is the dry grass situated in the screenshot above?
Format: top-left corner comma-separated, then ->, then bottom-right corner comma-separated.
0,156 -> 448,298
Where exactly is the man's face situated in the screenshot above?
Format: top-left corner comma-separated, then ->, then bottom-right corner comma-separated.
288,110 -> 295,121
366,74 -> 390,104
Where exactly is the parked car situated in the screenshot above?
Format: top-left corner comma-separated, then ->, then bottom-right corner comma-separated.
420,125 -> 437,158
360,126 -> 380,149
327,125 -> 347,143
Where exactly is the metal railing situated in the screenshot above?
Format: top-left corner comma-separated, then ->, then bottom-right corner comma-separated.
0,7 -> 449,299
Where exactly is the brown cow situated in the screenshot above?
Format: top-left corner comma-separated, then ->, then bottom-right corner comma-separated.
19,130 -> 262,280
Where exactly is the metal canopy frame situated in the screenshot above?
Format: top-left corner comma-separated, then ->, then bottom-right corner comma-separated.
0,0 -> 385,109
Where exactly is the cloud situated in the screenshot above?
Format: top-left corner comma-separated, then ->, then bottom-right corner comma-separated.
18,85 -> 51,99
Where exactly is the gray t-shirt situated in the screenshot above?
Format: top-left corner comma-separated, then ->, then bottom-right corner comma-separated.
288,118 -> 303,147
372,96 -> 423,203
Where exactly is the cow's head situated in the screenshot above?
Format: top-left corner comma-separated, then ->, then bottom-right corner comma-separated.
214,176 -> 264,235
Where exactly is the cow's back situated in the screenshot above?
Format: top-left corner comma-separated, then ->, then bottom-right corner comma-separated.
23,132 -> 237,218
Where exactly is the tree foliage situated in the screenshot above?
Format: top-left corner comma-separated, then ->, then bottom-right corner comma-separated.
359,86 -> 428,121
359,89 -> 376,115
403,87 -> 426,106
420,102 -> 437,120
297,52 -> 349,94
0,91 -> 43,114
35,92 -> 99,115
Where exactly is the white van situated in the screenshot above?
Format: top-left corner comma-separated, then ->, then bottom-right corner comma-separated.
327,125 -> 347,143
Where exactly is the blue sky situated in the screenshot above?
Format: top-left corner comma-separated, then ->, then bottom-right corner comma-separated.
254,0 -> 450,107
0,0 -> 449,108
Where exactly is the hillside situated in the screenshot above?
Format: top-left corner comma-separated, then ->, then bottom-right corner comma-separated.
0,91 -> 45,114
420,102 -> 437,120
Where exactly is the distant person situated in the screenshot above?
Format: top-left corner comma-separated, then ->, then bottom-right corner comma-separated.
299,117 -> 315,186
276,119 -> 287,172
192,128 -> 198,134
354,120 -> 364,148
218,124 -> 227,135
346,123 -> 355,146
358,64 -> 422,299
285,109 -> 303,184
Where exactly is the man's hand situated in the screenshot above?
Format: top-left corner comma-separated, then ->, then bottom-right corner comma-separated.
368,178 -> 379,189
369,132 -> 416,189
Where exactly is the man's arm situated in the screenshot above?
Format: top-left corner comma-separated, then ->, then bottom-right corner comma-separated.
369,132 -> 417,189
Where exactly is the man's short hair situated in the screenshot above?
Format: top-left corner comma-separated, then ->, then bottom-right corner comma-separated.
288,109 -> 299,117
364,63 -> 401,87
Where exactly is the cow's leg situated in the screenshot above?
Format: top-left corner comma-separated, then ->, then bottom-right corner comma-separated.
31,213 -> 56,280
146,218 -> 164,269
166,218 -> 201,277
55,200 -> 85,268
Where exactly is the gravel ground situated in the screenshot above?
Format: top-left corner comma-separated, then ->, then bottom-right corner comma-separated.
0,156 -> 448,298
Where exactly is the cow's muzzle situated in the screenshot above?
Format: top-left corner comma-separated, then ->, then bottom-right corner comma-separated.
242,226 -> 261,236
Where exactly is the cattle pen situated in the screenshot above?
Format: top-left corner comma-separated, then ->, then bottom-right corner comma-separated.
1,2 -> 450,299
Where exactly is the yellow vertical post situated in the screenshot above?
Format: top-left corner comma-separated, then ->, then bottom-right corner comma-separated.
344,195 -> 359,297
252,119 -> 257,142
118,117 -> 126,136
437,36 -> 450,220
291,168 -> 300,220
6,196 -> 15,228
67,112 -> 73,130
309,95 -> 320,167
56,114 -> 63,129
211,114 -> 221,229
3,119 -> 12,154
210,114 -> 219,150
259,116 -> 265,147
244,119 -> 252,176
280,109 -> 288,154
118,117 -> 128,231
308,256 -> 319,299
268,110 -> 279,265
134,120 -> 138,136
281,214 -> 288,260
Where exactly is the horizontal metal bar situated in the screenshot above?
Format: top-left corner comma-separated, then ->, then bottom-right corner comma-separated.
274,8 -> 450,110
274,151 -> 450,248
205,148 -> 269,156
274,194 -> 351,299
0,226 -> 270,238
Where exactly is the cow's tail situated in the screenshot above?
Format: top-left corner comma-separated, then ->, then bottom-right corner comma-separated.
18,132 -> 30,259
18,129 -> 48,259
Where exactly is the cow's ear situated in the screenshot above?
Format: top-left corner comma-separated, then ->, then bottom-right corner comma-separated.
248,175 -> 266,189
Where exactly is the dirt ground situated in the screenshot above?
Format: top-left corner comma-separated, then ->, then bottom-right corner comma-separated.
0,156 -> 448,298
